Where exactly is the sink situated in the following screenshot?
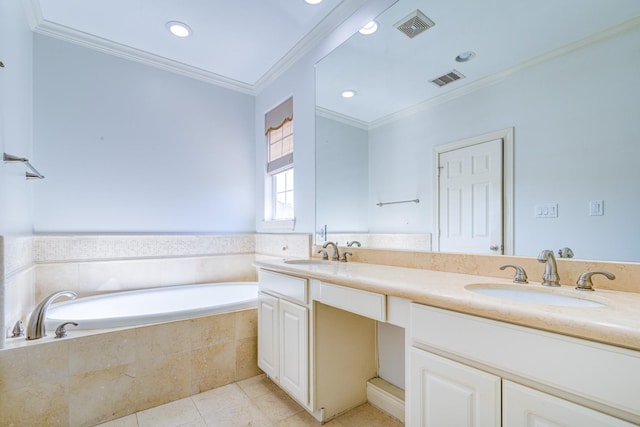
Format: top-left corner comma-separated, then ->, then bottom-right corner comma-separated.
284,259 -> 333,266
466,285 -> 606,307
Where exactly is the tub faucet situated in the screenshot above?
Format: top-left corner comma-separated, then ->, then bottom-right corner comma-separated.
537,249 -> 560,287
322,241 -> 340,261
27,290 -> 77,340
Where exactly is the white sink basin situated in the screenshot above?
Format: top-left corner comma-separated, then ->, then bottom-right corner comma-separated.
284,259 -> 333,266
466,285 -> 606,307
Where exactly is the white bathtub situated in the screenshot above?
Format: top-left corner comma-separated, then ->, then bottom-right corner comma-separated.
45,282 -> 258,330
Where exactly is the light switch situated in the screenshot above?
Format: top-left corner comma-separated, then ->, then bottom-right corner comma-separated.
535,203 -> 558,218
589,200 -> 604,216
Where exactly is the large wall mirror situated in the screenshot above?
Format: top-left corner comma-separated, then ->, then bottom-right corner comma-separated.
315,0 -> 640,262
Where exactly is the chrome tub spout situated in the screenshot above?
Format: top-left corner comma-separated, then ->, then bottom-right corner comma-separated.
27,290 -> 77,340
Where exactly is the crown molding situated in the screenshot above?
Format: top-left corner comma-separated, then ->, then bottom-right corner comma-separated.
316,106 -> 369,130
253,0 -> 370,94
27,0 -> 367,96
369,16 -> 640,130
30,18 -> 256,94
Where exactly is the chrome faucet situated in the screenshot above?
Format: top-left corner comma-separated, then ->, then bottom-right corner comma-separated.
499,264 -> 528,284
27,290 -> 77,340
322,241 -> 340,261
537,249 -> 560,287
347,241 -> 361,247
576,270 -> 615,291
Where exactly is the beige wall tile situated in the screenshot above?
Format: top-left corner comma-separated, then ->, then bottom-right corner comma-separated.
35,262 -> 80,300
236,308 -> 258,340
4,267 -> 35,336
68,329 -> 136,376
190,341 -> 236,394
69,364 -> 138,427
190,312 -> 236,350
235,336 -> 261,381
0,340 -> 69,390
135,351 -> 191,411
0,379 -> 69,427
136,320 -> 191,358
195,254 -> 257,283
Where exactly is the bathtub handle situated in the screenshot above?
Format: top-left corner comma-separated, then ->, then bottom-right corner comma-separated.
55,322 -> 79,338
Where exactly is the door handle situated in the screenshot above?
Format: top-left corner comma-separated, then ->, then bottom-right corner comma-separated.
490,245 -> 501,251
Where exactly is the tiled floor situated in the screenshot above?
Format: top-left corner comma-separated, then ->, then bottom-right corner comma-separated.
95,374 -> 404,427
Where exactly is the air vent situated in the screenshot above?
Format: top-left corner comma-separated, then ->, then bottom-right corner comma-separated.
394,10 -> 435,39
430,70 -> 465,87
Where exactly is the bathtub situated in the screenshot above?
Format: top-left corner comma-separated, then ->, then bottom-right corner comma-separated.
45,282 -> 258,330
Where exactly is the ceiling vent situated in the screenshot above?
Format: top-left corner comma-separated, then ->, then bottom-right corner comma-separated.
430,70 -> 465,87
394,10 -> 435,39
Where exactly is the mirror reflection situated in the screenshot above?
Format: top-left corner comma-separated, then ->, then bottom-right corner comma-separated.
315,0 -> 640,262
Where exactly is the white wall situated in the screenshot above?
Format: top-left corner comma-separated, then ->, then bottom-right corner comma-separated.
32,35 -> 256,233
316,116 -> 369,232
367,26 -> 640,261
0,0 -> 34,236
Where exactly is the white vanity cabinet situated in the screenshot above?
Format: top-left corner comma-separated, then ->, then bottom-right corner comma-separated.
409,347 -> 500,426
409,304 -> 640,426
258,270 -> 309,406
258,269 -> 379,422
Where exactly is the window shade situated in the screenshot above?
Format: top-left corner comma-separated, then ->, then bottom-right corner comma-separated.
265,97 -> 293,173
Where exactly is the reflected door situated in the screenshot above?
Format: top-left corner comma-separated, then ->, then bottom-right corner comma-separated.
438,138 -> 503,254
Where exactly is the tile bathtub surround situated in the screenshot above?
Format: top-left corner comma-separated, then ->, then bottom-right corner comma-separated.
0,308 -> 260,427
315,246 -> 640,294
255,233 -> 311,259
34,234 -> 256,262
2,235 -> 36,342
35,253 -> 258,300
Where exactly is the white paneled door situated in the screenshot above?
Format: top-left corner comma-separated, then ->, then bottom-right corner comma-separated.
438,138 -> 503,255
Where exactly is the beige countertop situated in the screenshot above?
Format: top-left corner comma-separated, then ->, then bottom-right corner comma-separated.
254,258 -> 640,352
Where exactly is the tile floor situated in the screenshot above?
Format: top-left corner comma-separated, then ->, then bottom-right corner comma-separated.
95,374 -> 404,427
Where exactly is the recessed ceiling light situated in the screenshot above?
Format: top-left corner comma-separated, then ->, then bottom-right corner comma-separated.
305,0 -> 323,4
455,51 -> 476,62
341,90 -> 357,98
166,21 -> 192,38
359,21 -> 378,35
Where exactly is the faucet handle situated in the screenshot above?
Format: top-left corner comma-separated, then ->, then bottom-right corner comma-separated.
11,320 -> 25,338
576,270 -> 615,291
340,251 -> 352,262
499,264 -> 528,284
317,249 -> 329,260
55,322 -> 79,338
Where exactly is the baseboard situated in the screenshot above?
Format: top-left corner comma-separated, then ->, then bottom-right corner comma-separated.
366,377 -> 405,422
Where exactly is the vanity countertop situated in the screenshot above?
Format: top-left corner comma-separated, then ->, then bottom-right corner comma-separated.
254,258 -> 640,352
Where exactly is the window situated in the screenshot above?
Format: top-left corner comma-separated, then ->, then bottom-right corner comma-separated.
265,98 -> 294,221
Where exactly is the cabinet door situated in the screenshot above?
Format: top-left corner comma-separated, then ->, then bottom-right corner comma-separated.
409,347 -> 501,427
503,380 -> 636,427
279,299 -> 309,405
257,292 -> 279,380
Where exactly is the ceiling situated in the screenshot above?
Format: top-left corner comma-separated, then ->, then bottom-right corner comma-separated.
25,0 -> 640,111
315,0 -> 640,124
28,0 -> 357,93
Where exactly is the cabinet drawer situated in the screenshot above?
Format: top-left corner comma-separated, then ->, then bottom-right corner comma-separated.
259,269 -> 308,304
411,303 -> 640,421
318,281 -> 386,321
